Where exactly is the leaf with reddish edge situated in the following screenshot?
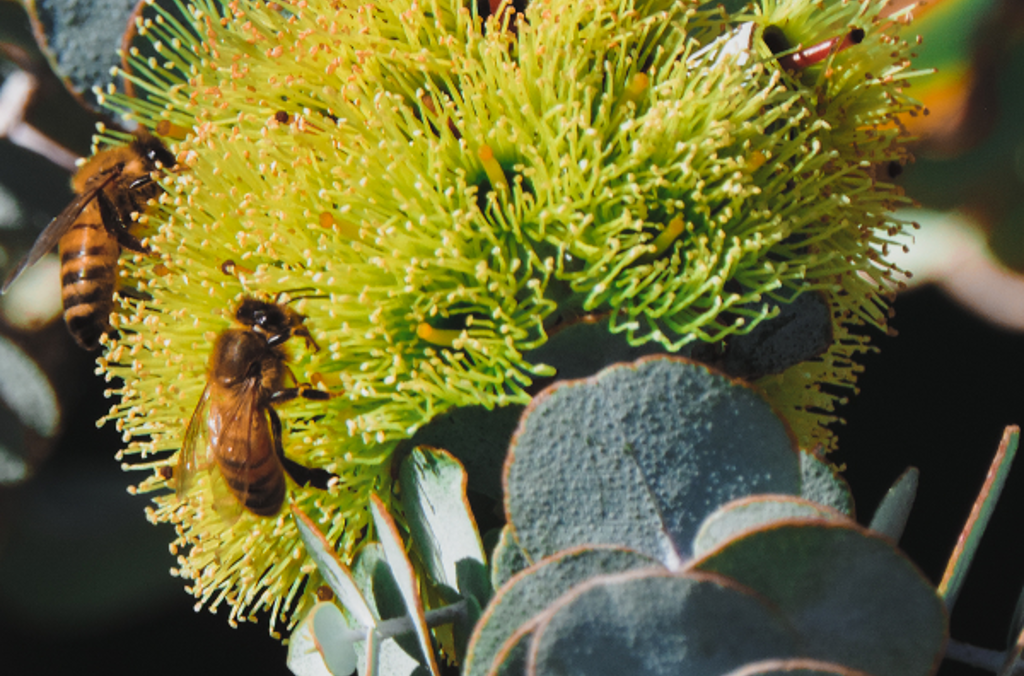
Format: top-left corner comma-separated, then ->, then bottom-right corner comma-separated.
369,493 -> 441,676
348,544 -> 423,675
503,356 -> 800,566
692,519 -> 947,676
25,0 -> 138,110
287,604 -> 333,676
398,446 -> 487,597
364,628 -> 379,676
407,405 -> 524,500
527,568 -> 802,676
463,545 -> 659,676
939,425 -> 1020,611
692,495 -> 851,558
488,627 -> 529,676
868,467 -> 919,543
490,525 -> 530,591
287,601 -> 359,676
719,657 -> 875,675
292,504 -> 376,630
800,450 -> 854,517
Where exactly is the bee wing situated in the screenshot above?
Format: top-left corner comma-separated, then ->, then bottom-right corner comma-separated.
205,378 -> 267,521
206,467 -> 246,522
1,169 -> 122,294
177,382 -> 214,501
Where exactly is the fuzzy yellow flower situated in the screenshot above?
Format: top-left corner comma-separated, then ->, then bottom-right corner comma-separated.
93,0 -> 922,633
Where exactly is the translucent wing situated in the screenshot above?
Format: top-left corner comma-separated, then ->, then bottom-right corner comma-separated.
206,378 -> 270,520
177,382 -> 213,501
1,168 -> 122,294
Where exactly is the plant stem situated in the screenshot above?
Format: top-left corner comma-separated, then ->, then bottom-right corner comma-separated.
946,639 -> 1024,674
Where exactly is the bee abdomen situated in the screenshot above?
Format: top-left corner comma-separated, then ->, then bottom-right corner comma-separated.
242,475 -> 286,516
219,451 -> 286,516
58,220 -> 119,350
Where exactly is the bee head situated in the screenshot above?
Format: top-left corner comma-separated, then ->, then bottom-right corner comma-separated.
133,133 -> 177,169
235,297 -> 311,348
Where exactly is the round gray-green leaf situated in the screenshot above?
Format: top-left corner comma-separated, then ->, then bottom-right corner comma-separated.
504,356 -> 800,565
26,0 -> 139,109
491,525 -> 531,591
288,602 -> 359,676
692,520 -> 947,676
529,569 -> 801,676
800,452 -> 855,517
408,405 -> 524,500
720,291 -> 833,380
464,545 -> 658,676
693,495 -> 851,558
719,658 -> 875,675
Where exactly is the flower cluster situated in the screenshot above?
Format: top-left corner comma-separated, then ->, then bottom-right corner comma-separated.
94,0 -> 922,632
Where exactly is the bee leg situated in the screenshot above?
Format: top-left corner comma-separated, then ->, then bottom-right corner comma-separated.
95,189 -> 150,254
269,384 -> 335,404
294,326 -> 320,352
115,286 -> 153,301
268,407 -> 338,490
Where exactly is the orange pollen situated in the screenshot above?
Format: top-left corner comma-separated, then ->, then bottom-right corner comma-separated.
478,145 -> 509,194
416,323 -> 461,347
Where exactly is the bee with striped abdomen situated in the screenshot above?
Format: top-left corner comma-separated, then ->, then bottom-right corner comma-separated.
178,296 -> 337,517
1,132 -> 177,349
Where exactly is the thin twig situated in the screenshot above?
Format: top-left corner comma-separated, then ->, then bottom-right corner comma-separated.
0,70 -> 80,171
946,639 -> 1024,674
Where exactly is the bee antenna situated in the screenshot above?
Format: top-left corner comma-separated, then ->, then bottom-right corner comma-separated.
273,288 -> 327,305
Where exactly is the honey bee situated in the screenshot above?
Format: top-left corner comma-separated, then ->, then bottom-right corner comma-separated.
178,296 -> 337,517
1,132 -> 177,350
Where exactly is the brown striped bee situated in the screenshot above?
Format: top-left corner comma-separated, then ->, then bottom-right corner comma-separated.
177,297 -> 337,517
0,132 -> 177,350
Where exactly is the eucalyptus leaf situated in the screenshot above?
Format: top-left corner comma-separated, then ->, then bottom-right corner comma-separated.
349,546 -> 423,676
313,603 -> 360,676
407,405 -> 524,500
799,451 -> 855,517
693,495 -> 850,558
490,525 -> 530,591
489,631 -> 528,676
354,629 -> 425,676
398,447 -> 486,595
867,468 -> 919,543
26,0 -> 139,108
370,494 -> 441,676
292,505 -> 376,629
529,569 -> 801,676
288,602 -> 360,676
0,333 -> 59,438
720,291 -> 833,380
0,286 -> 65,486
289,605 -> 336,676
464,545 -> 659,676
523,315 -> 669,384
351,544 -> 402,622
693,519 -> 947,676
718,658 -> 876,675
364,629 -> 380,676
938,426 -> 1019,612
504,356 -> 800,565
